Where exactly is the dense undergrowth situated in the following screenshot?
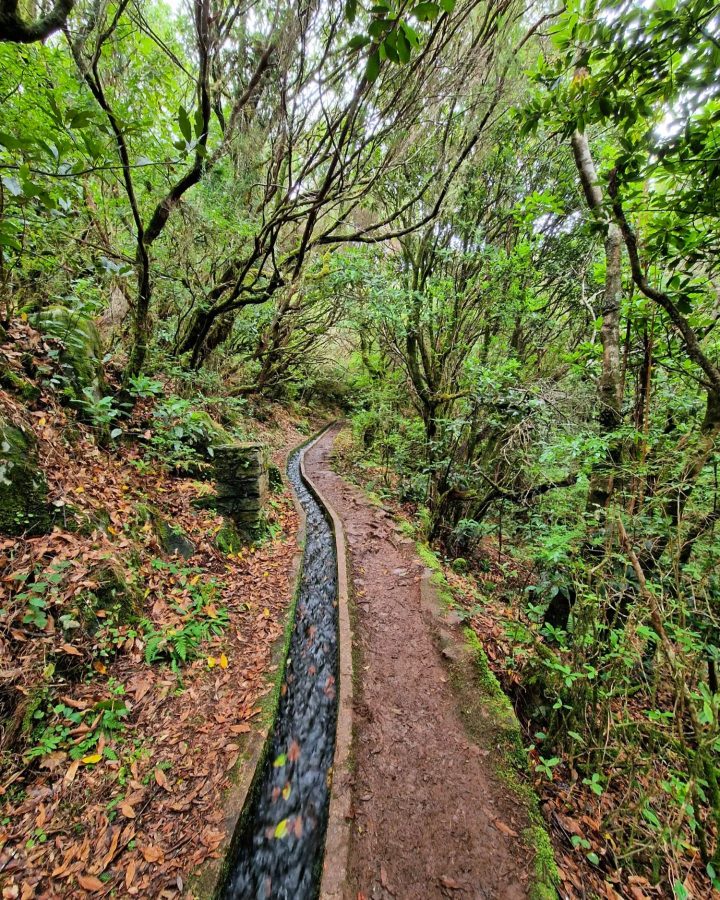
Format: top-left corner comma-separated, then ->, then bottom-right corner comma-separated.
333,412 -> 720,899
1,0 -> 719,897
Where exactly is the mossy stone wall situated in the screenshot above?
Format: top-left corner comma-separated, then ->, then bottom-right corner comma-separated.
0,417 -> 52,536
212,443 -> 269,536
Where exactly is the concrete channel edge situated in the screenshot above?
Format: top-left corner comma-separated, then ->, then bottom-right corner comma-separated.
300,428 -> 354,900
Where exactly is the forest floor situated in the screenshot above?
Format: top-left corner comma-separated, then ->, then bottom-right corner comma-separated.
0,321 -> 324,898
305,425 -> 537,900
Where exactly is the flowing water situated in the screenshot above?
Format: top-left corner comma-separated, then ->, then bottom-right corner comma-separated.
225,441 -> 339,900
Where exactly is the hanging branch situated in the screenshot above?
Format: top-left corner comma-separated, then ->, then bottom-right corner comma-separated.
0,0 -> 74,43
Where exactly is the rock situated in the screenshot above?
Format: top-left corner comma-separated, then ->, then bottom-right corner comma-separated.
34,306 -> 106,406
83,560 -> 139,627
0,364 -> 40,402
156,519 -> 195,559
134,504 -> 195,559
0,417 -> 52,536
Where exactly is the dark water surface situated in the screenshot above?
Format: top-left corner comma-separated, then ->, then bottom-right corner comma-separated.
225,443 -> 339,900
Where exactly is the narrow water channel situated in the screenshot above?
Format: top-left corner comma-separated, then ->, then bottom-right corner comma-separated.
225,440 -> 339,900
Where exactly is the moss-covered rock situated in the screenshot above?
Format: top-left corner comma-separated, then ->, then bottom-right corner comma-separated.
156,518 -> 195,559
214,520 -> 244,554
0,417 -> 52,536
134,503 -> 196,558
0,364 -> 40,402
81,560 -> 140,627
34,306 -> 106,406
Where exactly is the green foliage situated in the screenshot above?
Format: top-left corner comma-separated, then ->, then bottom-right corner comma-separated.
140,560 -> 228,673
26,681 -> 130,762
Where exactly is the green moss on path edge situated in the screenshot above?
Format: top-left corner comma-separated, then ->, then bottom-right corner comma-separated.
416,541 -> 559,900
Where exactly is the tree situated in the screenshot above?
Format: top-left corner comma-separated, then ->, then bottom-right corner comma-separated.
0,0 -> 74,43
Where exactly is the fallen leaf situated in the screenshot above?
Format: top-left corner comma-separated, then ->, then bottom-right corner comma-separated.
64,759 -> 81,785
154,768 -> 169,790
120,804 -> 136,819
140,845 -> 163,863
229,723 -> 251,734
125,859 -> 136,890
219,653 -> 228,669
440,875 -> 462,890
81,754 -> 102,766
274,819 -> 288,839
59,643 -> 82,656
77,874 -> 104,891
288,739 -> 301,762
493,819 -> 517,837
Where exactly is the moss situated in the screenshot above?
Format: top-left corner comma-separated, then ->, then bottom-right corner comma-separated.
415,541 -> 443,571
155,518 -> 195,559
20,683 -> 48,742
0,417 -> 52,536
83,560 -> 140,626
417,537 -> 559,899
214,521 -> 244,554
398,518 -> 416,537
525,826 -> 559,900
458,627 -> 559,898
0,364 -> 40,402
268,463 -> 283,491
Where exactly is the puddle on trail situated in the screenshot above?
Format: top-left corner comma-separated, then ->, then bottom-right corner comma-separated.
225,443 -> 339,900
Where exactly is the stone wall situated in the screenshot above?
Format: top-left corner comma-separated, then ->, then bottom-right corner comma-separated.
212,443 -> 269,537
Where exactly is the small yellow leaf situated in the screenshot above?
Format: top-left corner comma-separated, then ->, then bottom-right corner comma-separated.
39,417 -> 47,426
207,657 -> 216,668
274,818 -> 288,839
93,660 -> 107,674
282,783 -> 291,801
74,485 -> 85,494
20,312 -> 28,322
82,753 -> 102,765
263,608 -> 270,618
219,654 -> 228,669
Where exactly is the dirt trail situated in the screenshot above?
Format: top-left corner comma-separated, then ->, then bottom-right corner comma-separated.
304,426 -> 535,900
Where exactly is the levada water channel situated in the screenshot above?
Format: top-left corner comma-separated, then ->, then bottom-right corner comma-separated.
225,438 -> 339,900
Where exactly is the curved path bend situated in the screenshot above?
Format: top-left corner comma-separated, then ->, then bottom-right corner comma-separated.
305,425 -> 533,900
